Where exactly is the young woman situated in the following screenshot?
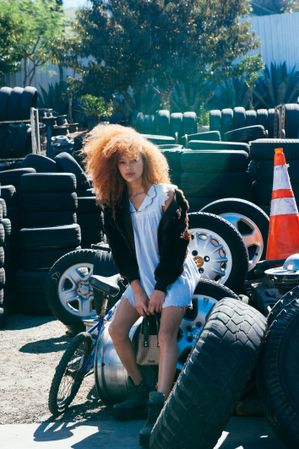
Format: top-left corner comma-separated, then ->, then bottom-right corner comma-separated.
84,124 -> 200,444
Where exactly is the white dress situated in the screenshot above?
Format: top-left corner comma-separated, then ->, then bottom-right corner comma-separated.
122,183 -> 200,308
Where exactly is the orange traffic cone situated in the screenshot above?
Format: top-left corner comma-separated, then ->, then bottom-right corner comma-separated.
266,147 -> 299,260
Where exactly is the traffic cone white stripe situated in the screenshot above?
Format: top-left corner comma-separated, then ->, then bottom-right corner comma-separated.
270,197 -> 299,216
273,165 -> 292,190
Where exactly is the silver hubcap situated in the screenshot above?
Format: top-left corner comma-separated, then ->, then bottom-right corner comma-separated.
58,263 -> 95,318
219,212 -> 264,271
188,228 -> 233,284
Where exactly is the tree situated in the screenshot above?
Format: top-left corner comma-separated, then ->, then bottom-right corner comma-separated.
0,2 -> 23,81
251,0 -> 295,15
68,0 -> 259,110
0,0 -> 65,86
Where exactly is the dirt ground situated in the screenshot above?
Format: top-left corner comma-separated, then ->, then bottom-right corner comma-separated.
0,314 -> 108,425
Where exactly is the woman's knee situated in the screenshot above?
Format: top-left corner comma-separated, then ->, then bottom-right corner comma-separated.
158,327 -> 179,346
108,322 -> 128,343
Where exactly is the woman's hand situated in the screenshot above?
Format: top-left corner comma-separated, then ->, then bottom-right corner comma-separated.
148,290 -> 165,314
131,280 -> 149,317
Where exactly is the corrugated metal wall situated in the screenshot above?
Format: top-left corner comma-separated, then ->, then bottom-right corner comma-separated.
4,11 -> 299,90
251,12 -> 299,70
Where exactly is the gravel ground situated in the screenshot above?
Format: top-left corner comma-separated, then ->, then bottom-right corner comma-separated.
0,314 -> 107,425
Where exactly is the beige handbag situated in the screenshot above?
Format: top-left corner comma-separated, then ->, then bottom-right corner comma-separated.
136,315 -> 160,366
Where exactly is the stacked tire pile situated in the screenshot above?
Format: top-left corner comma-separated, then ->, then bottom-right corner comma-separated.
16,172 -> 82,314
209,104 -> 299,141
0,86 -> 38,159
54,152 -> 104,247
162,149 -> 252,211
132,110 -> 198,142
0,199 -> 11,328
250,138 -> 299,213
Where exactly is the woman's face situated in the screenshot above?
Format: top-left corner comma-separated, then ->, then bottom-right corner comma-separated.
117,153 -> 144,184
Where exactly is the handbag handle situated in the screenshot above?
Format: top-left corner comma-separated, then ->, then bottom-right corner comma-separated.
141,315 -> 160,348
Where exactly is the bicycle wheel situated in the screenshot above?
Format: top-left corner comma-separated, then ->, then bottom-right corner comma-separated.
48,332 -> 93,416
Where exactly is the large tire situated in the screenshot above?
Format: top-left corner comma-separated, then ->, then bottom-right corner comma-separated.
0,87 -> 12,121
54,152 -> 90,191
200,198 -> 269,271
284,103 -> 299,138
170,113 -> 183,138
150,298 -> 267,449
180,150 -> 248,173
48,331 -> 93,417
188,212 -> 248,292
155,110 -> 170,136
20,173 -> 76,192
19,192 -> 78,212
245,109 -> 257,126
256,108 -> 269,129
221,108 -> 234,134
20,224 -> 81,250
45,249 -> 117,325
233,106 -> 246,129
267,284 -> 299,327
250,138 -> 299,161
20,153 -> 57,173
7,87 -> 23,120
19,86 -> 38,120
257,294 -> 299,449
224,125 -> 266,143
209,110 -> 221,131
0,168 -> 36,187
182,112 -> 197,135
187,140 -> 249,153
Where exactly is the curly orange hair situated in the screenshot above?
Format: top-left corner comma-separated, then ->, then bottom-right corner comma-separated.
83,124 -> 170,207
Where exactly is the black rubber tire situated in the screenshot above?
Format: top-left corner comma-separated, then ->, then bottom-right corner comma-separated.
160,150 -> 183,173
0,168 -> 36,187
0,87 -> 12,121
143,134 -> 176,145
133,112 -> 145,133
256,109 -> 269,129
245,109 -> 257,126
0,217 -> 11,238
0,247 -> 5,267
19,192 -> 78,212
221,108 -> 234,135
48,331 -> 93,417
20,245 -> 79,271
224,125 -> 266,143
250,181 -> 299,207
187,140 -> 249,153
188,212 -> 248,292
284,103 -> 299,138
0,267 -> 6,288
267,285 -> 299,327
7,87 -> 23,120
255,159 -> 299,184
0,223 -> 5,246
45,249 -> 117,325
180,150 -> 248,173
20,153 -> 57,173
257,295 -> 299,449
249,139 -> 299,161
0,198 -> 7,217
150,298 -> 267,449
54,152 -> 90,191
182,112 -> 197,135
77,196 -> 98,214
155,110 -> 171,136
268,108 -> 276,137
233,106 -> 246,129
20,211 -> 77,228
0,185 -> 16,207
209,109 -> 222,131
19,86 -> 38,120
200,198 -> 269,267
180,172 -> 252,198
19,224 -> 81,250
15,269 -> 49,314
186,196 -> 221,213
170,113 -> 183,138
184,131 -> 221,144
143,115 -> 156,134
20,173 -> 77,193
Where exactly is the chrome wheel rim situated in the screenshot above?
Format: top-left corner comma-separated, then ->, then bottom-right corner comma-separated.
219,212 -> 264,271
188,228 -> 233,284
58,262 -> 95,319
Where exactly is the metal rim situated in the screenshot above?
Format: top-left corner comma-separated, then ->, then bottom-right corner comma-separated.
188,228 -> 233,284
57,262 -> 95,319
219,212 -> 264,271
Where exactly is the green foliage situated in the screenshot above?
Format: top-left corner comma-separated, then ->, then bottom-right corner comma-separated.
251,0 -> 295,14
0,0 -> 65,85
79,94 -> 112,119
253,62 -> 299,108
0,2 -> 23,80
68,0 -> 257,113
208,77 -> 251,109
38,81 -> 69,114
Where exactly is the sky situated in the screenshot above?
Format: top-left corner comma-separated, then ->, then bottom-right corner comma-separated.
63,0 -> 88,8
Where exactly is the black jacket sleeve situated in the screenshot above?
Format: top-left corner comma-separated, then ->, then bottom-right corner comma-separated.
103,208 -> 140,283
154,189 -> 191,292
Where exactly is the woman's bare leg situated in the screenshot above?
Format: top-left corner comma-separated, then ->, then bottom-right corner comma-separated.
157,306 -> 185,397
108,298 -> 142,385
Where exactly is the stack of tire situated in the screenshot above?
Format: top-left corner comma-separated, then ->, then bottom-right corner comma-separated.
16,172 -> 81,314
249,138 -> 299,213
132,110 -> 198,142
163,149 -> 252,211
53,152 -> 104,246
209,104 -> 299,140
0,198 -> 11,328
0,86 -> 38,159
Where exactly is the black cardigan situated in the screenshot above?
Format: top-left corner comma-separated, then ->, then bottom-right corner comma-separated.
103,186 -> 191,292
